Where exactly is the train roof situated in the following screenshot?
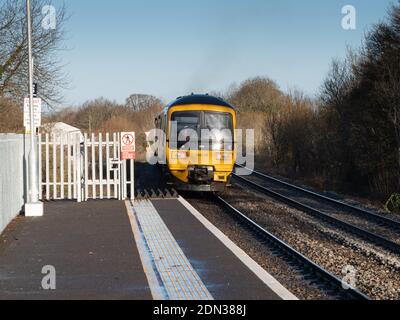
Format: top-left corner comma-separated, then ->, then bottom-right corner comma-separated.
166,94 -> 235,110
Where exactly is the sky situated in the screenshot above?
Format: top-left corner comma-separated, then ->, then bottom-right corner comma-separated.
53,0 -> 395,105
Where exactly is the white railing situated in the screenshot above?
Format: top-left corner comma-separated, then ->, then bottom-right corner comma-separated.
39,132 -> 134,202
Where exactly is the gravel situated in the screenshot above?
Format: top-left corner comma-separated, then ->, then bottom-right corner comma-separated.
183,192 -> 333,300
133,163 -> 400,299
247,167 -> 400,223
239,174 -> 400,244
216,185 -> 400,300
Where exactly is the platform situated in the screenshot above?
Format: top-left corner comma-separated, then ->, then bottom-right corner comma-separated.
0,198 -> 297,300
0,201 -> 152,300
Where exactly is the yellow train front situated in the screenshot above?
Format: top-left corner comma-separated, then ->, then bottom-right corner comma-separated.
156,94 -> 237,192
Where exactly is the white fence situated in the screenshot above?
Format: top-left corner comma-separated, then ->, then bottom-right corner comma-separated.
0,134 -> 36,234
0,132 -> 134,235
38,132 -> 134,202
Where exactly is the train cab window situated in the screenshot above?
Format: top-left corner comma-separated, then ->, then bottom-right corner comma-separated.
172,112 -> 200,130
171,111 -> 200,149
204,113 -> 233,131
171,111 -> 233,150
204,112 -> 233,151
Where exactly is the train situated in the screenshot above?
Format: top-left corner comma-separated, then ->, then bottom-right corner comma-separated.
155,94 -> 237,192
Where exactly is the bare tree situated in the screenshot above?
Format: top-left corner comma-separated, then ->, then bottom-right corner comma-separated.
320,53 -> 357,115
228,77 -> 284,112
374,47 -> 400,188
0,97 -> 23,132
0,0 -> 68,106
125,94 -> 162,112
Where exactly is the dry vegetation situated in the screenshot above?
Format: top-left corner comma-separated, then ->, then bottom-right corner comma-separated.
0,97 -> 23,133
220,5 -> 400,204
0,0 -> 68,105
44,96 -> 163,161
0,0 -> 67,132
227,79 -> 329,187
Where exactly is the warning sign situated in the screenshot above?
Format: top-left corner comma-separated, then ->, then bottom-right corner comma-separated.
121,132 -> 136,160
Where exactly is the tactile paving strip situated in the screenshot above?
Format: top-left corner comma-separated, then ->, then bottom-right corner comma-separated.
133,200 -> 213,300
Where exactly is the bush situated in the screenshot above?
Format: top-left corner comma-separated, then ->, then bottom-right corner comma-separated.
385,194 -> 400,214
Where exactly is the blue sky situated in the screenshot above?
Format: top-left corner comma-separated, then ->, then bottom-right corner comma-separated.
55,0 -> 395,105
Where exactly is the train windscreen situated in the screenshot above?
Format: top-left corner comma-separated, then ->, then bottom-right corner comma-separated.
171,111 -> 233,150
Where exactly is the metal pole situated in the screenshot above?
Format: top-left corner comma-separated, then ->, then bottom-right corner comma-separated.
25,0 -> 43,216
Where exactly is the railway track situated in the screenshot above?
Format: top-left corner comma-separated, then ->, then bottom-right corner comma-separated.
236,165 -> 400,231
233,168 -> 400,255
214,195 -> 370,300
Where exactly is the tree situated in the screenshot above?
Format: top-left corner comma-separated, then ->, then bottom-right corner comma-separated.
320,55 -> 356,115
361,5 -> 400,191
319,4 -> 400,196
228,77 -> 284,112
125,94 -> 162,112
74,98 -> 118,132
0,0 -> 68,105
0,97 -> 23,132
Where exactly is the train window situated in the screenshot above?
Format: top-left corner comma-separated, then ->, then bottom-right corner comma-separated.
204,112 -> 233,151
171,111 -> 233,150
172,112 -> 200,132
171,111 -> 201,149
204,112 -> 233,131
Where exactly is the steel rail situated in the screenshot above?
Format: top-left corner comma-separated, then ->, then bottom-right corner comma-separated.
215,195 -> 370,300
236,165 -> 400,231
233,174 -> 400,255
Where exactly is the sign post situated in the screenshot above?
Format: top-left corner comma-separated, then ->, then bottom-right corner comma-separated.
24,0 -> 43,217
121,132 -> 136,201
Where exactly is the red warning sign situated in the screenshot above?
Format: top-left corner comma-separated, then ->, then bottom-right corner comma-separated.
121,132 -> 136,160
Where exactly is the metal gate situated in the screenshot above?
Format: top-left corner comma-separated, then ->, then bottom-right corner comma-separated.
38,132 -> 134,202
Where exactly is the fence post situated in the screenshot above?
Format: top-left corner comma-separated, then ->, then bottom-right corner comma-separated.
45,134 -> 50,200
84,133 -> 89,201
52,134 -> 57,200
38,134 -> 42,201
131,159 -> 135,201
76,135 -> 82,203
60,135 -> 64,199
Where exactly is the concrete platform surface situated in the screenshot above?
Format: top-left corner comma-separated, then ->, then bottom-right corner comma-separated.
150,198 -> 289,300
0,201 -> 152,300
0,198 -> 295,301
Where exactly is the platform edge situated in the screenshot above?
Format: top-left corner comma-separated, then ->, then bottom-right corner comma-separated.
124,200 -> 166,301
177,196 -> 299,301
